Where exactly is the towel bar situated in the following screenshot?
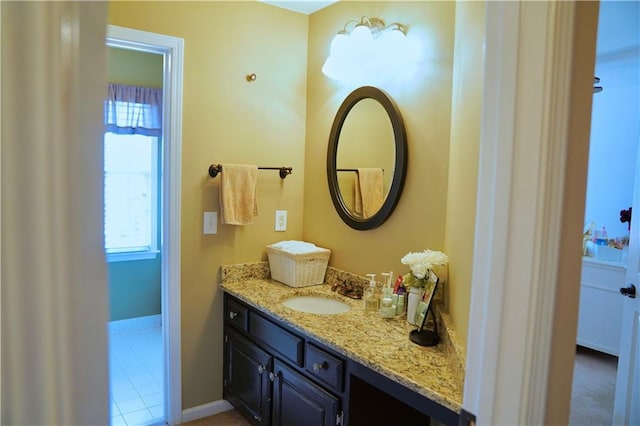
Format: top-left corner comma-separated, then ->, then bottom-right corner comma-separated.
336,168 -> 384,173
208,164 -> 293,179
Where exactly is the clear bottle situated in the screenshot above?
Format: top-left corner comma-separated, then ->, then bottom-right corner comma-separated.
379,272 -> 395,317
379,289 -> 395,317
364,274 -> 380,313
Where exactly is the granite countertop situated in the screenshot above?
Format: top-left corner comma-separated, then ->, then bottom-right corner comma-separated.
220,263 -> 464,414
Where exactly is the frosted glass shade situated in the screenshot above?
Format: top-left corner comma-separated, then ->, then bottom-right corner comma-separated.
322,24 -> 418,84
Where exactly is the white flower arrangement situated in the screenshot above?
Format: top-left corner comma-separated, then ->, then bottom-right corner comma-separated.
401,249 -> 449,289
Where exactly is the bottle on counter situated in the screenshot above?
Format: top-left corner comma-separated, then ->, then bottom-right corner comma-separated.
364,274 -> 380,313
379,272 -> 396,317
396,278 -> 407,316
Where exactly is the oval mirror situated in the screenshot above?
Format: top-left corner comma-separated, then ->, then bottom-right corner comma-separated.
327,86 -> 407,230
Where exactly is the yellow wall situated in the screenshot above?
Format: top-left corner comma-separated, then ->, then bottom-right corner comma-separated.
109,0 -> 481,411
107,47 -> 163,88
304,0 -> 478,352
108,1 -> 309,408
304,1 -> 455,282
443,1 -> 485,349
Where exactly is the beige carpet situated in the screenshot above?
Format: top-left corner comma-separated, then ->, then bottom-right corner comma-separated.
181,409 -> 251,426
569,346 -> 618,426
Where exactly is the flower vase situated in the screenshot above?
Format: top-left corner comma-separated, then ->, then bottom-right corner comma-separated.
406,287 -> 424,325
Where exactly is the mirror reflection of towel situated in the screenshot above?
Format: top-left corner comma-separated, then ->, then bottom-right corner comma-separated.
219,164 -> 258,225
355,168 -> 384,218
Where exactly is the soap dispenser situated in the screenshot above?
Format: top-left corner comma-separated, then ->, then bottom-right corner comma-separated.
364,274 -> 379,313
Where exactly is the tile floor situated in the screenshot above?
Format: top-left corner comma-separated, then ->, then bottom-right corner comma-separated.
109,318 -> 164,426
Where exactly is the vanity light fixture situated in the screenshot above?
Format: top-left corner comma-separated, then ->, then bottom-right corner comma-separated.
322,16 -> 416,84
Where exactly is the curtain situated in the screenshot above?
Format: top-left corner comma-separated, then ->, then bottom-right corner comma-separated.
105,83 -> 162,136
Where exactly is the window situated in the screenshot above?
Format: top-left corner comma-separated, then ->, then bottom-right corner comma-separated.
103,82 -> 162,262
104,132 -> 159,262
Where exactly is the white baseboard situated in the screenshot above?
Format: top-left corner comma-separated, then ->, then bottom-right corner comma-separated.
109,314 -> 162,333
181,400 -> 234,423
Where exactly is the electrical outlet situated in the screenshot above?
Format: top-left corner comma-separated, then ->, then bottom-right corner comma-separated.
204,212 -> 217,234
275,210 -> 287,232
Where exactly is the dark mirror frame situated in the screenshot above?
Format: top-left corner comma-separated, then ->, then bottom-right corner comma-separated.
327,86 -> 407,230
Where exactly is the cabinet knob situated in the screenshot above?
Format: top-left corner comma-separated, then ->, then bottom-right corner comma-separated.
269,372 -> 275,381
229,311 -> 238,320
620,284 -> 636,299
313,361 -> 329,373
258,365 -> 264,374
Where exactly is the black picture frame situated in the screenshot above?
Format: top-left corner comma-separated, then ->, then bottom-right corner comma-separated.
409,271 -> 440,347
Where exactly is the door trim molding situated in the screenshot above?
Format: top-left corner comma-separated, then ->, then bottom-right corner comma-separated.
464,1 -> 596,424
106,25 -> 184,425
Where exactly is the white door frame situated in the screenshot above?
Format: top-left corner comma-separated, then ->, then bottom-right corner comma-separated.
106,25 -> 184,426
464,1 -> 598,424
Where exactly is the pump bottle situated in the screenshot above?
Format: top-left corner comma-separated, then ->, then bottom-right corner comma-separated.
364,274 -> 379,313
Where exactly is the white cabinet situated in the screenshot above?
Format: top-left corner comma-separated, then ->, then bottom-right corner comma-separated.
576,258 -> 625,356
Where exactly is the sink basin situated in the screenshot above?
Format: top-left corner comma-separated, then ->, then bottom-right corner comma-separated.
282,295 -> 351,315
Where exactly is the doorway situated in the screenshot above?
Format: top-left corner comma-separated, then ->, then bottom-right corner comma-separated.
106,46 -> 165,426
106,25 -> 184,425
571,1 -> 640,424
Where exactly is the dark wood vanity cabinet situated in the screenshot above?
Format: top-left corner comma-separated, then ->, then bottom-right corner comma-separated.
224,330 -> 272,425
223,293 -> 459,426
272,359 -> 341,426
224,294 -> 343,426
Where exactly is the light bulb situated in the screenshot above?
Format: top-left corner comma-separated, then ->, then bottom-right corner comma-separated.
377,28 -> 406,57
350,25 -> 373,44
322,56 -> 342,80
329,32 -> 349,56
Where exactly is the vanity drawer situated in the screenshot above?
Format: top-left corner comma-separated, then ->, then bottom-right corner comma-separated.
249,312 -> 304,366
226,298 -> 249,332
305,343 -> 344,392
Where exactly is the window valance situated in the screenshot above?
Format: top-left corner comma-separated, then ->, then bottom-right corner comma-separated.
104,83 -> 162,137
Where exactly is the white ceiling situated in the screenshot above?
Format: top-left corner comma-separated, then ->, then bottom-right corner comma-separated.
260,1 -> 338,15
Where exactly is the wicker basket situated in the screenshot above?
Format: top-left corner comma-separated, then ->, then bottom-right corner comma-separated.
266,243 -> 331,287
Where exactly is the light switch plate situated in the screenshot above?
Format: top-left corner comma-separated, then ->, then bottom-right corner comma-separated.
204,212 -> 217,234
275,210 -> 287,232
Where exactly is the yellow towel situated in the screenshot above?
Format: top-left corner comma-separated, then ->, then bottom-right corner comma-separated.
219,164 -> 258,225
355,168 -> 384,218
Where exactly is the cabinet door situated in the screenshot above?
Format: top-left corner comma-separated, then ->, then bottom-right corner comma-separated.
577,260 -> 626,355
225,330 -> 272,425
272,360 -> 340,426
